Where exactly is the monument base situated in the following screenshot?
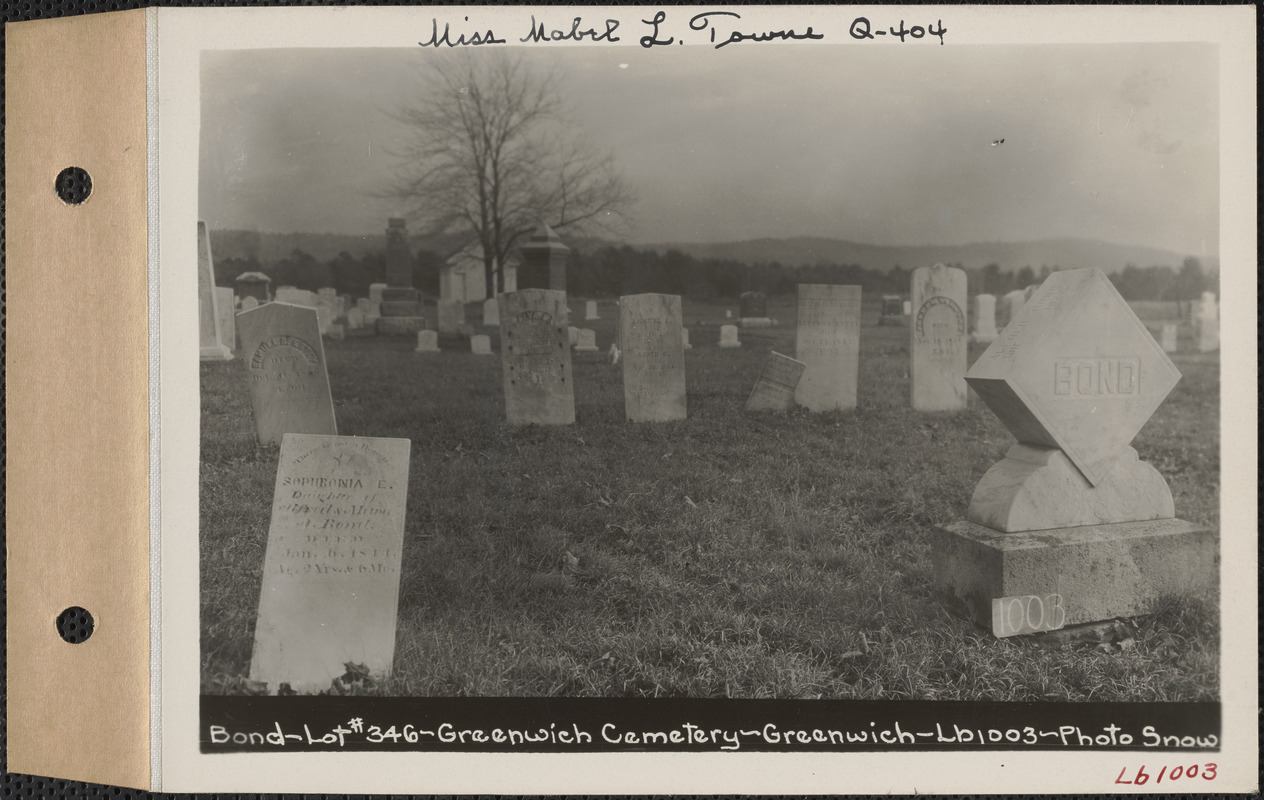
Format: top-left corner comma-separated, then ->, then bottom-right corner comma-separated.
575,344 -> 599,352
200,344 -> 233,361
739,317 -> 773,328
376,317 -> 426,336
932,518 -> 1217,630
718,342 -> 742,349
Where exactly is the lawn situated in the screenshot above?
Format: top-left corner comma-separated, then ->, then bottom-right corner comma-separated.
201,295 -> 1219,700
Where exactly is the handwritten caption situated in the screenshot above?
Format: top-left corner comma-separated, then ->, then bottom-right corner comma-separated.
992,593 -> 1067,637
1116,763 -> 1217,784
208,719 -> 1218,751
419,11 -> 946,49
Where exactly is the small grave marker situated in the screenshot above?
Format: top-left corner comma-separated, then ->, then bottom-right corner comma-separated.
745,351 -> 807,412
483,297 -> 499,327
718,324 -> 741,348
910,264 -> 968,411
414,330 -> 440,353
236,302 -> 337,445
973,294 -> 998,342
499,289 -> 575,425
585,300 -> 599,320
620,293 -> 687,422
471,334 -> 492,355
794,284 -> 861,411
575,329 -> 599,352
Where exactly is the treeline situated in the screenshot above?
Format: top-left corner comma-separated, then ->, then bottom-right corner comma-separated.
215,243 -> 1212,303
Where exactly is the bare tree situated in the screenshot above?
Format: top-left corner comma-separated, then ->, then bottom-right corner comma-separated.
383,52 -> 635,295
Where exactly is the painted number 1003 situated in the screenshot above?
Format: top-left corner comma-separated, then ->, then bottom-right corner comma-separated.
991,593 -> 1067,637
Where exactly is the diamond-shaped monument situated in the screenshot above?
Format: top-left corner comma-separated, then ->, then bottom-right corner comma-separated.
965,268 -> 1180,486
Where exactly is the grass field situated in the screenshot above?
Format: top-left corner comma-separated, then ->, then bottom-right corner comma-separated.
201,295 -> 1220,700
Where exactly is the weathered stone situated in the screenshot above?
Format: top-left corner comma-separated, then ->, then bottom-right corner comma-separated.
745,351 -> 807,412
249,433 -> 410,694
384,218 -> 412,287
236,302 -> 337,446
414,330 -> 440,353
437,299 -> 465,335
910,264 -> 968,411
681,328 -> 692,350
794,284 -> 861,412
346,307 -> 365,329
499,289 -> 575,425
575,329 -> 599,352
471,334 -> 492,355
1001,289 -> 1026,329
932,518 -> 1216,629
966,268 -> 1181,486
620,293 -> 686,422
520,223 -> 570,292
240,296 -> 259,311
585,300 -> 599,320
967,445 -> 1174,532
718,324 -> 741,349
568,326 -> 580,347
215,286 -> 237,353
483,297 -> 499,327
235,271 -> 271,303
973,293 -> 998,342
1160,323 -> 1177,353
369,283 -> 388,303
198,221 -> 232,361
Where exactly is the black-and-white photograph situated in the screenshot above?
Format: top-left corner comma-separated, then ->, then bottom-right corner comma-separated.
196,32 -> 1224,724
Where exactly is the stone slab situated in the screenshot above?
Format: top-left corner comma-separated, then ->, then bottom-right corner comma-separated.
910,264 -> 968,411
620,293 -> 687,422
499,289 -> 575,425
471,334 -> 492,355
718,324 -> 741,348
932,518 -> 1217,630
739,291 -> 768,318
379,300 -> 423,318
794,284 -> 861,411
745,351 -> 807,412
483,298 -> 500,327
198,221 -> 232,360
966,268 -> 1181,485
585,300 -> 599,320
379,287 -> 418,304
414,330 -> 440,352
376,317 -> 426,336
249,434 -> 410,693
575,328 -> 599,351
236,302 -> 338,446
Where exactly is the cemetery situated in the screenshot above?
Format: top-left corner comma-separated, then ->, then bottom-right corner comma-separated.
200,225 -> 1220,701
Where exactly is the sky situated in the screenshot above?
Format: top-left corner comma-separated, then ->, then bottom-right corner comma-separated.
200,42 -> 1218,256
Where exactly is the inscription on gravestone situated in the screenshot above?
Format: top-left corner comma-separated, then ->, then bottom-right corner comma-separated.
910,264 -> 968,411
249,434 -> 410,694
236,302 -> 338,446
620,293 -> 687,422
499,289 -> 575,425
794,284 -> 861,412
746,351 -> 807,412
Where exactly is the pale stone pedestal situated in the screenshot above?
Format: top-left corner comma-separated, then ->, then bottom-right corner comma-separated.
200,344 -> 233,361
376,316 -> 426,336
739,317 -> 773,328
932,518 -> 1217,630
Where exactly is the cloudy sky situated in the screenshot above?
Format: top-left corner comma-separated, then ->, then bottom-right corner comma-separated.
200,42 -> 1218,256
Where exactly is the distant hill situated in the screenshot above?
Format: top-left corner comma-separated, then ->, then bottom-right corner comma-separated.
636,236 -> 1216,275
208,229 -> 474,264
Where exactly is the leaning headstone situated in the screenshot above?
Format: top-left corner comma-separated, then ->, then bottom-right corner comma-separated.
794,284 -> 861,412
414,330 -> 440,353
619,293 -> 687,422
575,328 -> 599,352
910,264 -> 968,411
483,297 -> 500,327
933,268 -> 1212,631
718,324 -> 741,349
738,291 -> 772,327
437,299 -> 464,336
470,334 -> 492,355
1198,291 -> 1218,352
1160,323 -> 1177,353
236,302 -> 338,446
499,289 -> 575,425
198,221 -> 233,361
585,300 -> 599,321
249,434 -> 410,694
681,328 -> 692,350
215,286 -> 237,354
973,294 -> 998,343
745,351 -> 807,413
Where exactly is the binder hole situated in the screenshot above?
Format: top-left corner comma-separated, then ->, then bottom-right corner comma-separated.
55,166 -> 92,204
56,606 -> 94,643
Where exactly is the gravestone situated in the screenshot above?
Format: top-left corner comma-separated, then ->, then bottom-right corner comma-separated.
585,301 -> 599,321
1001,289 -> 1026,330
1198,291 -> 1218,352
878,295 -> 903,326
384,218 -> 412,288
327,324 -> 345,341
314,304 -> 333,336
520,223 -> 570,292
215,286 -> 237,354
236,302 -> 337,446
619,293 -> 686,422
718,324 -> 741,348
249,434 -> 410,694
369,284 -> 388,303
235,271 -> 272,303
794,284 -> 861,412
499,289 -> 575,425
198,221 -> 233,361
356,298 -> 371,315
910,264 -> 968,411
470,334 -> 492,355
973,294 -> 998,343
725,310 -> 732,319
346,307 -> 365,330
437,299 -> 464,336
903,300 -> 912,316
738,291 -> 772,327
933,268 -> 1213,631
568,326 -> 580,347
240,296 -> 259,312
575,328 -> 599,352
483,297 -> 500,327
414,330 -> 440,353
1160,323 -> 1177,353
681,328 -> 692,351
745,351 -> 807,413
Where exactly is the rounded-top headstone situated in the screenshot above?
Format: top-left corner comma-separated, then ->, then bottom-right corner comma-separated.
966,268 -> 1181,486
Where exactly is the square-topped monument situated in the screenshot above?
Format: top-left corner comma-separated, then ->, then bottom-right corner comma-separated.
966,268 -> 1180,486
